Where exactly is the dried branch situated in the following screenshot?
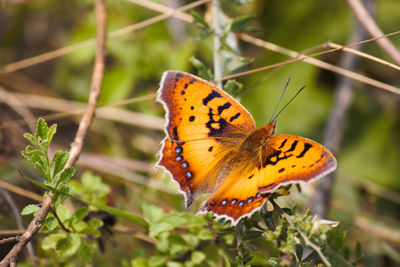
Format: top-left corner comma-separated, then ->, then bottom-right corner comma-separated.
0,92 -> 163,131
126,0 -> 400,95
0,0 -> 106,265
311,0 -> 373,218
212,0 -> 223,88
0,187 -> 36,265
347,0 -> 400,65
0,0 -> 209,74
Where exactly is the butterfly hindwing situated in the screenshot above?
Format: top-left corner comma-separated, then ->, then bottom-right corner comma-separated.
257,134 -> 337,192
199,135 -> 336,223
157,71 -> 256,206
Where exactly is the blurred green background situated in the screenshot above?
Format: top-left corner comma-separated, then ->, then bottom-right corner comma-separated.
0,0 -> 399,265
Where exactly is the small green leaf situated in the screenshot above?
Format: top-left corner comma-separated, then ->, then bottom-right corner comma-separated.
295,244 -> 303,261
191,251 -> 206,264
41,233 -> 66,250
44,216 -> 59,231
58,233 -> 81,258
190,10 -> 210,29
58,167 -> 75,185
35,118 -> 49,141
21,204 -> 40,215
23,133 -> 37,146
223,79 -> 243,96
72,207 -> 89,222
55,203 -> 72,224
77,239 -> 95,264
190,57 -> 213,81
229,15 -> 255,32
48,124 -> 57,143
243,230 -> 263,240
53,151 -> 69,177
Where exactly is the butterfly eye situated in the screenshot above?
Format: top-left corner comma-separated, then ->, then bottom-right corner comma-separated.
185,171 -> 193,178
247,197 -> 254,204
175,155 -> 183,162
220,199 -> 228,206
230,199 -> 238,205
238,200 -> 245,207
255,193 -> 261,199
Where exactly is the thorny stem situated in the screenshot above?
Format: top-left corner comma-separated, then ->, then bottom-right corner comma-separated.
269,198 -> 332,267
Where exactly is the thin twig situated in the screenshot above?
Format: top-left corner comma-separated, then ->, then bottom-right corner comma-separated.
0,0 -> 209,74
212,0 -> 223,88
125,0 -> 400,95
270,199 -> 332,267
234,34 -> 400,95
311,0 -> 372,218
0,92 -> 163,131
327,42 -> 400,71
347,0 -> 400,65
0,187 -> 36,265
0,0 -> 106,265
0,237 -> 18,246
0,180 -> 43,202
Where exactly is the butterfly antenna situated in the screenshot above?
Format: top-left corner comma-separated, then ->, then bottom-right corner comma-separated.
271,85 -> 305,122
269,78 -> 290,123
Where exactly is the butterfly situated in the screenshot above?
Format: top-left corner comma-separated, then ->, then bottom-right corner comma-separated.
156,70 -> 336,225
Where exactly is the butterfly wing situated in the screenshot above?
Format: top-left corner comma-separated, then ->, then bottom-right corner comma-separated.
157,71 -> 256,206
199,135 -> 336,224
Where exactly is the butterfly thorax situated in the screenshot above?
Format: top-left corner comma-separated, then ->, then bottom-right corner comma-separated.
237,121 -> 276,157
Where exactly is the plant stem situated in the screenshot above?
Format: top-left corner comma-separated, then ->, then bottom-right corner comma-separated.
212,0 -> 223,88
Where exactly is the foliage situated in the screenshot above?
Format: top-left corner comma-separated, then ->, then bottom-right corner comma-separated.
1,0 -> 400,266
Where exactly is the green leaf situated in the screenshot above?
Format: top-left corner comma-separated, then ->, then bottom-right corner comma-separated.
21,204 -> 40,215
229,15 -> 255,32
243,230 -> 263,240
42,233 -> 66,250
58,167 -> 75,186
21,173 -> 149,229
295,244 -> 303,260
191,251 -> 206,264
72,207 -> 89,222
23,133 -> 37,146
190,10 -> 210,29
35,118 -> 49,141
44,216 -> 59,232
58,233 -> 81,258
77,239 -> 95,264
223,79 -> 243,96
55,203 -> 72,224
190,57 -> 213,81
131,258 -> 149,267
53,151 -> 69,177
48,124 -> 57,143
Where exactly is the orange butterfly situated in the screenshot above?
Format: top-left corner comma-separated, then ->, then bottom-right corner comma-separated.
157,71 -> 336,225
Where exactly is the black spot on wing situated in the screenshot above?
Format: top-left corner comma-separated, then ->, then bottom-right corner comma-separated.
278,139 -> 287,149
297,143 -> 312,158
229,112 -> 241,122
189,116 -> 195,122
180,90 -> 185,95
203,90 -> 222,105
173,127 -> 179,140
206,108 -> 228,137
248,174 -> 254,179
208,146 -> 213,152
278,168 -> 285,173
174,72 -> 182,82
286,140 -> 298,153
217,102 -> 231,114
258,183 -> 274,191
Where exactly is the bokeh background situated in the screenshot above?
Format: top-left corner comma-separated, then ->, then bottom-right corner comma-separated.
1,0 -> 399,265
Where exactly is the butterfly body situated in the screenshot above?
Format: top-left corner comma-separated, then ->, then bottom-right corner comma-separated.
157,70 -> 336,224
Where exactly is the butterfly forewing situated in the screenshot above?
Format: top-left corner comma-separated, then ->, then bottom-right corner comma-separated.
157,71 -> 256,206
